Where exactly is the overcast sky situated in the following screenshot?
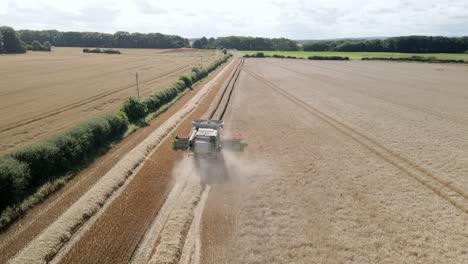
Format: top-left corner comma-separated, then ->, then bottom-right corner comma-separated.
1,0 -> 467,39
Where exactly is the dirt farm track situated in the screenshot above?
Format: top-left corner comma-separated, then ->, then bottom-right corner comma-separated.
0,47 -> 219,154
1,57 -> 468,263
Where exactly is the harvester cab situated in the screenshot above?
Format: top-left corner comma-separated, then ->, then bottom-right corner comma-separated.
173,119 -> 246,157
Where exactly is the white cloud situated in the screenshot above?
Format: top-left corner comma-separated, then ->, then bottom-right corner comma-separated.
0,0 -> 467,38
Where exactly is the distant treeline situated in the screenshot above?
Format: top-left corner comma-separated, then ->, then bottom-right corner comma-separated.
192,36 -> 299,51
0,26 -> 190,53
245,52 -> 349,60
0,26 -> 26,53
303,36 -> 468,53
18,29 -> 190,49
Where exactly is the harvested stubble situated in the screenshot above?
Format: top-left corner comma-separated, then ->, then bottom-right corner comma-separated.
148,171 -> 203,264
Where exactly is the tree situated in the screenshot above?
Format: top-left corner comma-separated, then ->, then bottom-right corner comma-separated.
113,31 -> 132,48
43,41 -> 51,51
191,36 -> 223,49
199,37 -> 208,48
120,97 -> 147,122
17,28 -> 190,49
192,39 -> 203,49
207,37 -> 216,48
31,40 -> 44,51
0,26 -> 25,53
0,33 -> 3,53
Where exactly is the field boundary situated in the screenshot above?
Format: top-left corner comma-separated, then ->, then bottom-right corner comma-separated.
362,56 -> 467,64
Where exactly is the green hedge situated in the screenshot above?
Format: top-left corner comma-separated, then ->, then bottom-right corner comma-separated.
362,56 -> 466,63
179,75 -> 192,88
244,53 -> 300,59
0,113 -> 127,214
308,56 -> 349,61
31,40 -> 51,51
121,97 -> 147,122
0,157 -> 30,210
244,52 -> 265,58
103,49 -> 121,54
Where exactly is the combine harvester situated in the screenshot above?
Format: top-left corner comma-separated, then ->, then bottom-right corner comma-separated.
173,119 -> 246,158
173,119 -> 246,182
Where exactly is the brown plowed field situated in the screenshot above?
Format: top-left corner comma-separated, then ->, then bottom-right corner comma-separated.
0,47 -> 219,154
202,59 -> 468,263
0,57 -> 235,263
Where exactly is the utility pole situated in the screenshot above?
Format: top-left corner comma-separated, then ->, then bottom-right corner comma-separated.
135,72 -> 140,100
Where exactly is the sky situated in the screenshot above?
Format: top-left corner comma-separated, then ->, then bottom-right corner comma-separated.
1,0 -> 467,39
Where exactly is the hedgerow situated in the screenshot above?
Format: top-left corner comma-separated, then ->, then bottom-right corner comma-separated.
243,52 -> 266,58
0,113 -> 127,228
179,75 -> 192,88
103,49 -> 121,54
308,56 -> 349,61
121,97 -> 147,122
362,56 -> 466,63
31,40 -> 51,51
